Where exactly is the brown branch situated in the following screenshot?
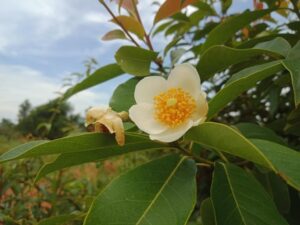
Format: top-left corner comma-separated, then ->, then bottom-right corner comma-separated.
130,0 -> 166,73
99,0 -> 141,47
290,0 -> 300,20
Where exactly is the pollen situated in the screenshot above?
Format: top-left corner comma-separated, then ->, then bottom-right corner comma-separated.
154,88 -> 196,127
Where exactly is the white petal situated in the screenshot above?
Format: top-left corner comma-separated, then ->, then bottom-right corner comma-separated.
167,63 -> 201,98
191,91 -> 208,126
129,103 -> 167,134
149,120 -> 193,143
134,76 -> 167,104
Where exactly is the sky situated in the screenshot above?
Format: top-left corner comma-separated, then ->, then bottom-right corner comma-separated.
0,0 -> 252,122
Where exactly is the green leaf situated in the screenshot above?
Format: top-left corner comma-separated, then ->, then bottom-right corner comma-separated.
36,134 -> 166,180
185,122 -> 300,190
200,198 -> 216,225
109,77 -> 139,112
63,64 -> 124,100
237,33 -> 297,49
211,163 -> 288,225
170,48 -> 186,65
221,0 -> 232,14
207,61 -> 283,119
285,106 -> 300,136
234,122 -> 286,145
101,29 -> 127,41
189,2 -> 216,25
282,41 -> 300,106
84,155 -> 196,225
254,171 -> 291,214
192,22 -> 218,42
255,37 -> 291,57
152,21 -> 173,36
197,37 -> 290,80
111,15 -> 145,39
250,139 -> 300,191
38,212 -> 84,225
201,9 -> 272,53
163,37 -> 181,55
115,46 -> 158,76
185,122 -> 272,168
0,133 -> 163,163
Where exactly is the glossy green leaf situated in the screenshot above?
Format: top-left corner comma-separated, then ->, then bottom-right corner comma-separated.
38,212 -> 84,225
237,33 -> 297,49
170,48 -> 186,65
84,155 -> 197,225
192,22 -> 218,42
208,61 -> 283,119
163,37 -> 181,55
185,122 -> 271,168
197,37 -> 290,79
185,122 -> 300,190
255,37 -> 291,57
200,198 -> 216,225
255,171 -> 291,214
115,46 -> 158,76
189,2 -> 216,25
282,41 -> 300,106
109,77 -> 139,112
101,29 -> 127,41
201,9 -> 272,53
211,163 -> 288,225
234,122 -> 286,145
250,139 -> 300,191
63,64 -> 124,100
36,134 -> 166,180
0,133 -> 161,163
152,21 -> 173,36
221,0 -> 232,14
285,106 -> 300,136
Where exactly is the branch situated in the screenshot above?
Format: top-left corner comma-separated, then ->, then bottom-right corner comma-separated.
290,0 -> 300,20
99,0 -> 141,47
131,0 -> 166,74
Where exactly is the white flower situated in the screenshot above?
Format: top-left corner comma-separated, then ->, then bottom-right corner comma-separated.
129,63 -> 208,143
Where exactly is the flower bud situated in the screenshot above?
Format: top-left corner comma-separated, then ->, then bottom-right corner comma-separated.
86,106 -> 126,146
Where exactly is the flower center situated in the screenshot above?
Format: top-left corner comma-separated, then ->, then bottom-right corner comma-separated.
154,88 -> 196,127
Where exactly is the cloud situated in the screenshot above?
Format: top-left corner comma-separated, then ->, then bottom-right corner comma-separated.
0,64 -> 109,122
83,11 -> 110,24
0,0 -> 183,123
0,0 -> 109,55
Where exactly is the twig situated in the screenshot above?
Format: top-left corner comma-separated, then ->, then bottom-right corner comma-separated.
215,150 -> 229,163
130,0 -> 166,74
196,163 -> 212,168
178,146 -> 214,165
290,0 -> 300,20
99,0 -> 141,47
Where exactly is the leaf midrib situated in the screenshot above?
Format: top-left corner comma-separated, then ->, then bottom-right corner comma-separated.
223,164 -> 247,225
188,122 -> 275,170
135,157 -> 186,225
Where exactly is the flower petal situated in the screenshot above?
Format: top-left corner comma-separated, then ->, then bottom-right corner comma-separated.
134,76 -> 167,104
191,91 -> 208,126
129,103 -> 167,134
149,120 -> 193,143
167,63 -> 201,98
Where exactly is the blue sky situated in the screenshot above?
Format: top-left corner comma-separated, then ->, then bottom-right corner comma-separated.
0,0 -> 252,121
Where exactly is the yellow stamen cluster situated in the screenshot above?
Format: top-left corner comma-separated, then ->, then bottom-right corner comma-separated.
154,88 -> 196,127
